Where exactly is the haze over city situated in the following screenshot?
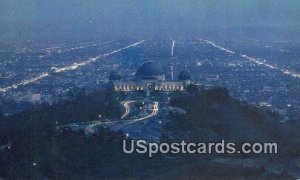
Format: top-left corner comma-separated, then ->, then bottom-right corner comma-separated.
1,0 -> 300,41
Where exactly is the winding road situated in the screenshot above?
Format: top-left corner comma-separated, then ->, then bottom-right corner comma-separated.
58,100 -> 159,134
120,100 -> 135,119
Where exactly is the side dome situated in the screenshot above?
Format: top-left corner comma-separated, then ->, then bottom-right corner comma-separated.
178,70 -> 191,80
136,62 -> 163,77
109,71 -> 121,81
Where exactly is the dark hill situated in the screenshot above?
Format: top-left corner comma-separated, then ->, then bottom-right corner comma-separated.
168,86 -> 300,157
0,86 -> 299,179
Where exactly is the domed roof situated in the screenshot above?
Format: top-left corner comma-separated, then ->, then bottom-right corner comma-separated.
178,70 -> 191,80
109,71 -> 121,80
136,62 -> 163,77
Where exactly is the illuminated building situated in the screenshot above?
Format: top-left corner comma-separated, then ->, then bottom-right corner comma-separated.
111,62 -> 192,95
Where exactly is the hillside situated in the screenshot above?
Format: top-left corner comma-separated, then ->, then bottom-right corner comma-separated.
0,87 -> 299,179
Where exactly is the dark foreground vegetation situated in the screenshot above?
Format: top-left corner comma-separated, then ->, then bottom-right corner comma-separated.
169,85 -> 300,158
0,87 -> 299,179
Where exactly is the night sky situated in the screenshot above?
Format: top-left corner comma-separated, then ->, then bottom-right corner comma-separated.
1,0 -> 300,41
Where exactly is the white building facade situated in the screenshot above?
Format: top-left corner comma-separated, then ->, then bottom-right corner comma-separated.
111,62 -> 191,93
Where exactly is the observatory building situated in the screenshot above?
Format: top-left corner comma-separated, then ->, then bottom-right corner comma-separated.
110,62 -> 191,95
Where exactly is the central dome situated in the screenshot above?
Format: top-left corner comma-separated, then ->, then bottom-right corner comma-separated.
136,62 -> 164,77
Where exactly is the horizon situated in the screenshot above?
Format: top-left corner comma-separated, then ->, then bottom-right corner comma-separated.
1,0 -> 300,41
